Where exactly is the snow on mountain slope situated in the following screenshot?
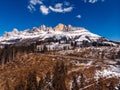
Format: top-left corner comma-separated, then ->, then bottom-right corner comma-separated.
0,24 -> 115,45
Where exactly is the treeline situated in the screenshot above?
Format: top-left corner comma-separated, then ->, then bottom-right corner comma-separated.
1,40 -> 119,66
0,44 -> 36,65
0,41 -> 59,66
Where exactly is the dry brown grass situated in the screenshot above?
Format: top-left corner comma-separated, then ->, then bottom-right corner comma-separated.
0,51 -> 119,90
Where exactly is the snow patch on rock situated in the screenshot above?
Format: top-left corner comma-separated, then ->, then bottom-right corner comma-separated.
94,65 -> 120,81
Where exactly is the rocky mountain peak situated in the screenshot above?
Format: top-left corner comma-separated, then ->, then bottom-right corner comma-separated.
40,24 -> 46,30
67,25 -> 72,31
12,28 -> 19,34
4,32 -> 10,38
4,28 -> 19,38
54,23 -> 66,31
32,27 -> 40,32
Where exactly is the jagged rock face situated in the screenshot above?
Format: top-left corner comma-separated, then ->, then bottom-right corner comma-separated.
12,28 -> 19,34
32,27 -> 40,32
54,24 -> 73,31
68,25 -> 72,31
4,28 -> 19,38
54,23 -> 66,31
4,32 -> 10,38
40,25 -> 46,31
47,27 -> 54,32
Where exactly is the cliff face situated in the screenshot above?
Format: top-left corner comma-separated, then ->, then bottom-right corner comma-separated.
54,23 -> 66,31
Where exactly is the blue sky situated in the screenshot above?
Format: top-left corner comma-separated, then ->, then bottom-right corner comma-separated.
0,0 -> 119,40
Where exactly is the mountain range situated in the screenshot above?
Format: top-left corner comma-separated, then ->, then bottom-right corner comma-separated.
0,23 -> 119,46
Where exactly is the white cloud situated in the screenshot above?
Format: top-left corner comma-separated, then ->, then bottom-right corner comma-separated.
27,4 -> 36,12
29,0 -> 43,5
28,0 -> 43,12
76,15 -> 82,19
89,0 -> 98,3
49,6 -> 62,13
83,0 -> 104,3
64,7 -> 73,12
49,3 -> 73,13
55,3 -> 63,8
27,0 -> 73,14
40,5 -> 49,15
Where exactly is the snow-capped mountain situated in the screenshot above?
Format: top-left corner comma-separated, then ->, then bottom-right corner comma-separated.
0,24 -> 118,46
